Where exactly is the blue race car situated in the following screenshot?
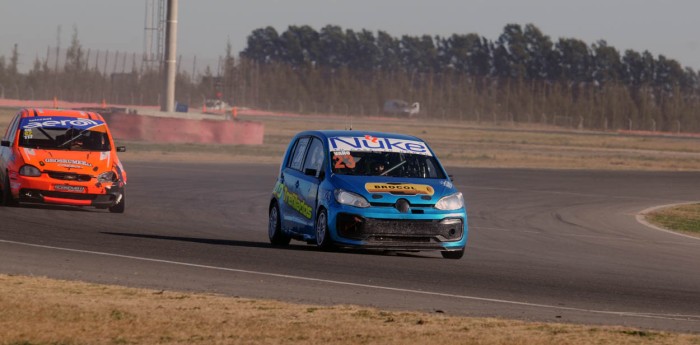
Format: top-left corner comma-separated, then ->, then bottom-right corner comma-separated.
268,130 -> 468,259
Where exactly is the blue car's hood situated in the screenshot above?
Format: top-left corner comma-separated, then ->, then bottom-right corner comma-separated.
330,174 -> 457,204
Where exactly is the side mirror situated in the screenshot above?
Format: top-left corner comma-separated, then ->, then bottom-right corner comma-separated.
116,146 -> 126,152
448,174 -> 454,182
304,168 -> 317,177
1,140 -> 9,147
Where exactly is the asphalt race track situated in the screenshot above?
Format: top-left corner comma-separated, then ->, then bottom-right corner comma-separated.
1,162 -> 699,332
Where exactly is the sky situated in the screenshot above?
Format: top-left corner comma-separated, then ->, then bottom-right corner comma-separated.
1,0 -> 699,73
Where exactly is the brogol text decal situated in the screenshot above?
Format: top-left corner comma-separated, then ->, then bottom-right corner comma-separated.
365,183 -> 435,195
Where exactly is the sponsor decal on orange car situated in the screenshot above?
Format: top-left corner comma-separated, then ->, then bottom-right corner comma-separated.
57,164 -> 84,169
54,185 -> 86,193
365,183 -> 435,195
22,117 -> 104,130
44,158 -> 92,167
100,151 -> 111,162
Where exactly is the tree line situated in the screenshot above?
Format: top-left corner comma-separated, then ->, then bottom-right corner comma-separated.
242,23 -> 698,94
1,24 -> 699,132
239,23 -> 700,132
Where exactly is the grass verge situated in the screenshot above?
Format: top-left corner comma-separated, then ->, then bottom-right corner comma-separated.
646,203 -> 700,237
1,274 -> 699,345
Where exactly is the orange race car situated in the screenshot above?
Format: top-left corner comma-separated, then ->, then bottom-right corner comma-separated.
0,108 -> 127,212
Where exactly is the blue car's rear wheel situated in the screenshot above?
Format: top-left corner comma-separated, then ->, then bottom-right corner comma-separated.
269,202 -> 290,246
315,209 -> 333,250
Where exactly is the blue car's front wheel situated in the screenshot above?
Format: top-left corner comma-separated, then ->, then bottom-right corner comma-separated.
315,209 -> 334,250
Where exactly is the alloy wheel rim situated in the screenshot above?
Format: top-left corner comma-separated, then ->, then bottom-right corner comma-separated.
316,212 -> 326,245
269,207 -> 278,238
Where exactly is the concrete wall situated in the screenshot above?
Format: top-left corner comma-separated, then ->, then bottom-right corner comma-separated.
103,113 -> 264,145
0,98 -> 265,145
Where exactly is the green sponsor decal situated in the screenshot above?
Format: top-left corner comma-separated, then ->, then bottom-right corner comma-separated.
273,182 -> 312,219
273,182 -> 284,199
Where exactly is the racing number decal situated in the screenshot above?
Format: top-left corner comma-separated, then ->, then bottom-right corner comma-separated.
333,154 -> 356,169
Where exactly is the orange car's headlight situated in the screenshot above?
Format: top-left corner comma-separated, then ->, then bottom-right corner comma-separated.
97,171 -> 118,183
19,165 -> 41,177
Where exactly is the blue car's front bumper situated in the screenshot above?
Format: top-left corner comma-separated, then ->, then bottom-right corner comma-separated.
326,204 -> 467,251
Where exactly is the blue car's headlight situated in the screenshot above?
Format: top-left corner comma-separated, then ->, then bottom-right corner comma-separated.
435,192 -> 464,210
334,189 -> 370,208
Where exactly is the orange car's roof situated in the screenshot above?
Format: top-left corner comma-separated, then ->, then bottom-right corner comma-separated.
18,108 -> 105,122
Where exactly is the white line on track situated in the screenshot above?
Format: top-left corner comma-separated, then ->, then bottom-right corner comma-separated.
1,238 -> 699,323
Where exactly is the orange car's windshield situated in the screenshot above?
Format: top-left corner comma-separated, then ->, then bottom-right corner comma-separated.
18,116 -> 112,151
19,127 -> 111,151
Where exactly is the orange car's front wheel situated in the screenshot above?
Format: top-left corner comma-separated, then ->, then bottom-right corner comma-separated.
1,174 -> 17,207
109,189 -> 125,213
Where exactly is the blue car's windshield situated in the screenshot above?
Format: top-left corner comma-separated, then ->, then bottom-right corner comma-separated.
331,151 -> 446,179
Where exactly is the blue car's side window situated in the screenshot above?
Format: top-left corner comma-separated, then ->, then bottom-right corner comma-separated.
302,138 -> 324,176
288,137 -> 310,171
425,159 -> 440,178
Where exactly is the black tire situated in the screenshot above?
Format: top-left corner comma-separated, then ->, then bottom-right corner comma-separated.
441,248 -> 465,260
315,209 -> 334,250
109,190 -> 125,213
268,202 -> 290,246
1,174 -> 17,207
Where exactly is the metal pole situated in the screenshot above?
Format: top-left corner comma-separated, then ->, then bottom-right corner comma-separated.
161,0 -> 178,112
